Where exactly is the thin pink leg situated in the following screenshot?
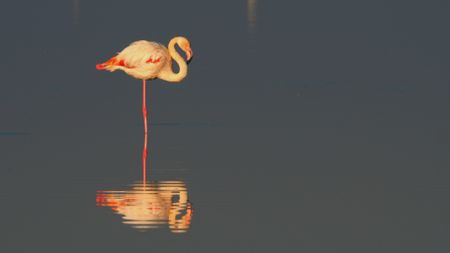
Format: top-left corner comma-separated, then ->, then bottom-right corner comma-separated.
142,79 -> 148,187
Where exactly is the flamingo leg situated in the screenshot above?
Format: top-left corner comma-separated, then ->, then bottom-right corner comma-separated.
142,79 -> 148,187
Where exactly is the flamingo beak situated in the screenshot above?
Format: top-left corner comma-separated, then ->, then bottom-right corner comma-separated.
186,48 -> 193,64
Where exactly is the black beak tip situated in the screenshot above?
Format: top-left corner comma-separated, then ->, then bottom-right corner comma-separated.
187,56 -> 193,65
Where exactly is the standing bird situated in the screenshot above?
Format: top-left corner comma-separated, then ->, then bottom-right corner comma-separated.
96,36 -> 193,182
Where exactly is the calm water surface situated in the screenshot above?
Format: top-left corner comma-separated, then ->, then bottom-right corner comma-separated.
1,0 -> 450,252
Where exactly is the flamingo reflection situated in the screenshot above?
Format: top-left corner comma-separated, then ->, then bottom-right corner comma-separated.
96,181 -> 193,233
96,120 -> 193,233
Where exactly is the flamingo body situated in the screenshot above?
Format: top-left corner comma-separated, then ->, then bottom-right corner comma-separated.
97,41 -> 169,80
96,36 -> 192,82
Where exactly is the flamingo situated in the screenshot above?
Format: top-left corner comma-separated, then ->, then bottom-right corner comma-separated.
96,36 -> 193,181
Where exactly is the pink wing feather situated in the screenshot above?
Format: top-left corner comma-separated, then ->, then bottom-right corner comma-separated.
117,41 -> 168,77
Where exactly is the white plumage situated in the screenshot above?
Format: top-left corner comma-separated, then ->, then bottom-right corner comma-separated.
116,41 -> 167,80
97,36 -> 193,82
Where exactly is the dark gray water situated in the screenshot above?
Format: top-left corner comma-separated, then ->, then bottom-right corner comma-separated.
1,0 -> 450,252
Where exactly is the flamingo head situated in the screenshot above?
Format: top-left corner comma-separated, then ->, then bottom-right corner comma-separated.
179,39 -> 193,63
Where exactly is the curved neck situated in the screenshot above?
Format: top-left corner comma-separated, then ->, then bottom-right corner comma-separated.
159,38 -> 188,82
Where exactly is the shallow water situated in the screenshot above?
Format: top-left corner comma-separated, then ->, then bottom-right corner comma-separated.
1,0 -> 450,252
